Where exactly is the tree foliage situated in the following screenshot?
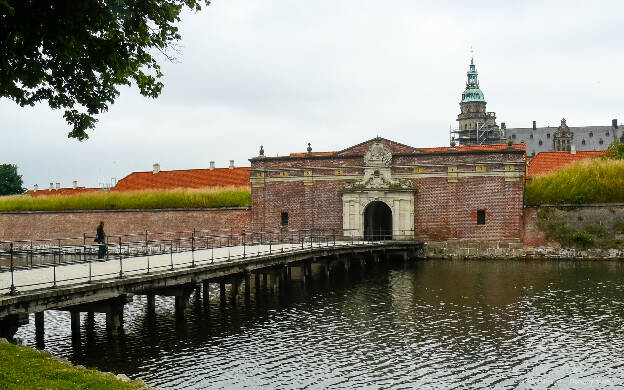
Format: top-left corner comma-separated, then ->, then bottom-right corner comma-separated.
0,164 -> 26,195
0,0 -> 209,140
605,142 -> 624,160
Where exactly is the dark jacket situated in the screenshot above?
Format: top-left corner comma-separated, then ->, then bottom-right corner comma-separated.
96,225 -> 105,243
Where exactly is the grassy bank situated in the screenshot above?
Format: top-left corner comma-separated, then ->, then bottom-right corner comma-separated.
0,187 -> 251,212
525,159 -> 624,205
0,341 -> 143,389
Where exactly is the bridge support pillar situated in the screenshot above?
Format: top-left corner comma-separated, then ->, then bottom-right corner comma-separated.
254,273 -> 260,292
244,273 -> 251,299
35,311 -> 45,349
175,295 -> 186,316
219,281 -> 226,306
202,281 -> 210,302
146,294 -> 156,315
70,311 -> 81,335
0,313 -> 28,340
106,309 -> 123,336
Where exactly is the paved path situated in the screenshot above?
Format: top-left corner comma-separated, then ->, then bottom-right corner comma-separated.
0,241 -> 364,293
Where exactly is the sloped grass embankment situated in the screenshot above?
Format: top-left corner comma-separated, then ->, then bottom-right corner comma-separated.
0,187 -> 251,212
525,159 -> 624,205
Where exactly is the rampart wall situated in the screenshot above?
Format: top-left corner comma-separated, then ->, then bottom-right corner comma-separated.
0,208 -> 251,241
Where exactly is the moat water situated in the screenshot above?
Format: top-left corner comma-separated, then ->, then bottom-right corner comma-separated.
15,259 -> 624,389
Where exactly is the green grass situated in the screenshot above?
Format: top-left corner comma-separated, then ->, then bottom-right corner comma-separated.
0,186 -> 251,212
526,158 -> 624,205
0,342 -> 140,390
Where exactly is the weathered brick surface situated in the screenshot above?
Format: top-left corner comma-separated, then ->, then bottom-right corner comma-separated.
0,208 -> 251,241
251,138 -> 526,241
522,207 -> 550,247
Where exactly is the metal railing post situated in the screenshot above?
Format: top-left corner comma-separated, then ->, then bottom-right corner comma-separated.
118,237 -> 123,279
30,240 -> 33,268
333,229 -> 336,246
146,230 -> 150,274
170,240 -> 174,270
191,229 -> 196,267
242,230 -> 246,259
52,246 -> 57,288
9,243 -> 17,295
86,245 -> 92,283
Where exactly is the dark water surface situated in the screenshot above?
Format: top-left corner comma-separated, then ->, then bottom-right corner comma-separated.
15,259 -> 624,389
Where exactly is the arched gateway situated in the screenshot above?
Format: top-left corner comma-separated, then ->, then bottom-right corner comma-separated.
364,201 -> 393,240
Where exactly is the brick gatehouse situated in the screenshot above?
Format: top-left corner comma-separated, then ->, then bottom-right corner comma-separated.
250,137 -> 525,241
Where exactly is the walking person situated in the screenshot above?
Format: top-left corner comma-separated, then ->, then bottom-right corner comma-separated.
95,221 -> 107,259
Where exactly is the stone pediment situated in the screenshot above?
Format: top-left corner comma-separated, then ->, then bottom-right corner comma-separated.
344,142 -> 415,192
334,137 -> 422,157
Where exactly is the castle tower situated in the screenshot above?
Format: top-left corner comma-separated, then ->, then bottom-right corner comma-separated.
452,58 -> 504,145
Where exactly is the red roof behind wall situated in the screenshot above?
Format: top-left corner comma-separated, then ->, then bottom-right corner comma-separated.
113,167 -> 251,191
528,150 -> 607,177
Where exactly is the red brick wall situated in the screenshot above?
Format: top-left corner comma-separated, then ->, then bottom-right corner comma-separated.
251,139 -> 525,241
0,208 -> 251,242
521,207 -> 549,247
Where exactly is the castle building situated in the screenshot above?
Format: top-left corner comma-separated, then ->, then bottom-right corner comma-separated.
453,58 -> 623,155
452,59 -> 504,145
250,138 -> 525,242
504,118 -> 623,157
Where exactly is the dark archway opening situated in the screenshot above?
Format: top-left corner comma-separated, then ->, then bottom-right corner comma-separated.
364,201 -> 392,240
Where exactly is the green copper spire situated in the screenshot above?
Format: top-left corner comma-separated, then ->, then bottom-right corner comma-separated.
461,58 -> 485,103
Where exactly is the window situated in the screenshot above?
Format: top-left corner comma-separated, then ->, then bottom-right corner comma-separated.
546,133 -> 550,139
281,212 -> 288,227
589,131 -> 593,137
582,139 -> 586,145
530,134 -> 533,139
477,210 -> 486,225
599,139 -> 604,145
512,134 -> 516,139
606,132 -> 610,137
538,140 -> 543,146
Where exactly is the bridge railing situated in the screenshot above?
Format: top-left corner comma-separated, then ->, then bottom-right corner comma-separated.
0,228 -> 408,295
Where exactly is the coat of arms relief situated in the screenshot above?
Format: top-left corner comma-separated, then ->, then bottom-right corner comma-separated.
344,142 -> 413,191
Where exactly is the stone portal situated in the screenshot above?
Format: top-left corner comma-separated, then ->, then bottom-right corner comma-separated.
342,142 -> 415,240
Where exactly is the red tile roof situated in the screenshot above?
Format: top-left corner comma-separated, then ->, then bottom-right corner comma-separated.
27,187 -> 101,197
419,143 -> 527,152
113,167 -> 250,191
528,150 -> 607,177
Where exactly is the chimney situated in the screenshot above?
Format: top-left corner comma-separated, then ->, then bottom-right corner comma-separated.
49,183 -> 54,191
55,182 -> 60,190
613,119 -> 618,129
229,160 -> 235,170
34,184 -> 38,192
209,161 -> 215,170
72,180 -> 78,189
570,144 -> 576,155
152,163 -> 160,174
532,121 -> 536,130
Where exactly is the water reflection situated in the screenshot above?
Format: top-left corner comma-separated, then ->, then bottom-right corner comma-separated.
15,259 -> 624,389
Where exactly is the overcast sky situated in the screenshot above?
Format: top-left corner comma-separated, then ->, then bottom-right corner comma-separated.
2,0 -> 623,189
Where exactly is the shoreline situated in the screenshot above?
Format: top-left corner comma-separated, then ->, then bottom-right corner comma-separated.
0,338 -> 156,389
422,242 -> 624,260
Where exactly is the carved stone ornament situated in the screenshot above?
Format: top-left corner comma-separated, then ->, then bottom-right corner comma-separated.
363,142 -> 392,166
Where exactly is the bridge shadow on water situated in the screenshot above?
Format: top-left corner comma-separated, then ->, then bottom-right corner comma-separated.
19,255 -> 415,381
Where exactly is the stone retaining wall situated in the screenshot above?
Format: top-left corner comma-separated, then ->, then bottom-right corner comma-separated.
424,241 -> 624,260
0,208 -> 251,241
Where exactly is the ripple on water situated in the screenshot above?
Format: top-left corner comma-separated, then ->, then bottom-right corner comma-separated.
13,259 -> 624,389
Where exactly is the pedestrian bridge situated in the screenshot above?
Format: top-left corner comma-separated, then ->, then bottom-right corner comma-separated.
0,229 -> 422,339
